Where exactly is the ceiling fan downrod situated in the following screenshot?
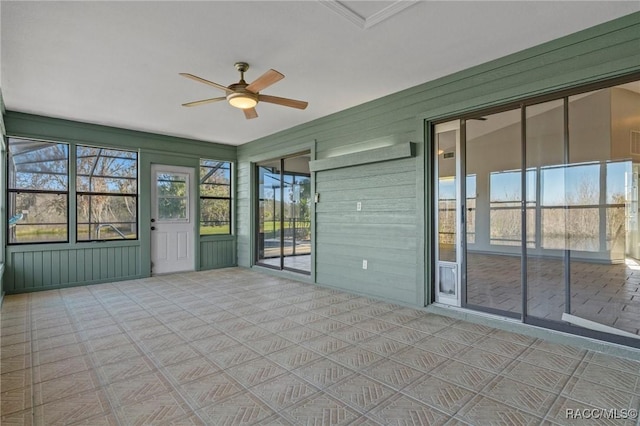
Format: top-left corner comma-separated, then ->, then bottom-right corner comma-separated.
235,62 -> 249,83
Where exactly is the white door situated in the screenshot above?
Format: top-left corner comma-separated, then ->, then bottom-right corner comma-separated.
150,165 -> 196,275
434,120 -> 462,306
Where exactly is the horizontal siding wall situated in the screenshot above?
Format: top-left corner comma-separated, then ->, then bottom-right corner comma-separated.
315,158 -> 417,303
5,245 -> 140,293
200,237 -> 237,270
236,160 -> 252,268
237,13 -> 640,306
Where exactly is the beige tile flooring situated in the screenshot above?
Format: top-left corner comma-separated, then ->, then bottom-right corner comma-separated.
1,267 -> 639,425
258,255 -> 311,273
463,251 -> 640,335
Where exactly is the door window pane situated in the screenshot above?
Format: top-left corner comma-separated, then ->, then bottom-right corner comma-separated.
437,128 -> 457,262
465,108 -> 522,315
256,154 -> 311,274
568,85 -> 639,336
156,173 -> 188,220
257,161 -> 283,266
526,99 -> 566,321
283,156 -> 311,272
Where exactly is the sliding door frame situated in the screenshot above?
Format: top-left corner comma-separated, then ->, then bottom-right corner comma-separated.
430,72 -> 640,348
255,151 -> 312,276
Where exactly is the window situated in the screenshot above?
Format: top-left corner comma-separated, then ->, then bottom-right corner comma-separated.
539,160 -> 629,252
156,172 -> 189,221
76,146 -> 137,241
489,169 -> 536,247
199,160 -> 231,235
7,138 -> 69,244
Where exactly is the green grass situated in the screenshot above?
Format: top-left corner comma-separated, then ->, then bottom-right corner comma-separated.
260,221 -> 310,233
16,226 -> 67,237
15,226 -> 138,242
200,225 -> 231,235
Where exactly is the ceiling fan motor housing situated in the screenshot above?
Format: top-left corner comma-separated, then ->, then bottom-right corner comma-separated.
226,83 -> 258,109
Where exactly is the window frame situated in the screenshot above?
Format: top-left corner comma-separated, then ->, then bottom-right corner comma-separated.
155,171 -> 190,222
7,137 -> 70,245
75,145 -> 139,242
199,159 -> 233,236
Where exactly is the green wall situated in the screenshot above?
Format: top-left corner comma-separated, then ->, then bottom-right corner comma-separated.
237,12 -> 640,305
3,112 -> 238,293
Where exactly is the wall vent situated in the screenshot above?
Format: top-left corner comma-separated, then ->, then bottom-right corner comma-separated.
631,130 -> 640,155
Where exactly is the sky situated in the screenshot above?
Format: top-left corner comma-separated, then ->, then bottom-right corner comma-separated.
438,160 -> 630,206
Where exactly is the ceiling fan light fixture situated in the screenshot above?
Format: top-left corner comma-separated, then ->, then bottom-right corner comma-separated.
181,63 -> 307,119
227,92 -> 258,109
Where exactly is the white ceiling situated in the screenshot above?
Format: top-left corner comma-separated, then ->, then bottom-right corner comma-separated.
1,1 -> 638,146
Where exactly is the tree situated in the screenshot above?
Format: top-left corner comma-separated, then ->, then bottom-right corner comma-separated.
76,147 -> 137,239
200,162 -> 232,233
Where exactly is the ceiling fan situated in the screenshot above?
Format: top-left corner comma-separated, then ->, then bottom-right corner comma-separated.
180,62 -> 308,119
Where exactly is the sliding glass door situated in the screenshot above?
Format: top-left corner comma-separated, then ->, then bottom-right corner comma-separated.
256,153 -> 311,274
564,88 -> 634,336
434,121 -> 461,306
433,77 -> 640,345
464,108 -> 523,317
525,99 -> 567,322
257,159 -> 282,268
282,156 -> 312,270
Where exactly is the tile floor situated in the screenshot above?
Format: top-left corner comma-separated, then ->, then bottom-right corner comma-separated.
259,255 -> 311,274
1,267 -> 639,425
462,251 -> 640,335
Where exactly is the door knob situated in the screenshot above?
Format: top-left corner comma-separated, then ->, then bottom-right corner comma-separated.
151,226 -> 156,231
151,218 -> 156,223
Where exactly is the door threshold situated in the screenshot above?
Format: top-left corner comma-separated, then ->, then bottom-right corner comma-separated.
426,303 -> 640,360
562,313 -> 640,341
428,303 -> 520,323
151,269 -> 195,277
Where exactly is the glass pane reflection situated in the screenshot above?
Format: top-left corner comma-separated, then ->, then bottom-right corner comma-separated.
465,108 -> 522,315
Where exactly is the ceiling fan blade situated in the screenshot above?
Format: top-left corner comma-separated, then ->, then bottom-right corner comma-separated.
243,107 -> 258,119
181,97 -> 226,107
259,94 -> 308,110
246,69 -> 284,93
179,73 -> 232,93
